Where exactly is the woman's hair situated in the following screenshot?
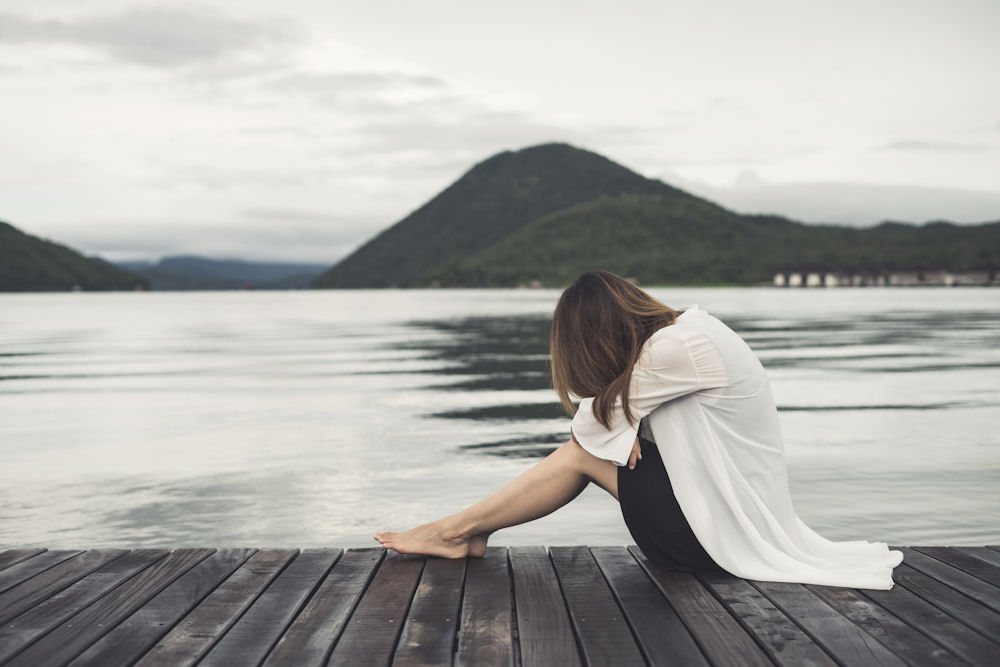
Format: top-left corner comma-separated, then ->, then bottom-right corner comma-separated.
551,270 -> 679,428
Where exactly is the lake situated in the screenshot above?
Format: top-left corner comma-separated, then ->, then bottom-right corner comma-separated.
1,287 -> 998,549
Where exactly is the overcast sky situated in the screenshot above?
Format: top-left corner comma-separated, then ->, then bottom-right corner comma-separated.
2,0 -> 998,263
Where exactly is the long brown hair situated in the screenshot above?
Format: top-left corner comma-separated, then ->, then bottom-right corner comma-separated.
551,271 -> 679,428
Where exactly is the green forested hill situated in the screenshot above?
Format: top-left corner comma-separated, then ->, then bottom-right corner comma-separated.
311,143 -> 706,288
0,220 -> 147,291
310,143 -> 1000,288
431,196 -> 1000,286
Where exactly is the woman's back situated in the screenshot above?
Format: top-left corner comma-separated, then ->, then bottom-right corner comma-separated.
639,305 -> 902,588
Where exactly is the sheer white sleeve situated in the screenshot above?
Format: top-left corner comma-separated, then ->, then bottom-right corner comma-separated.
570,328 -> 727,466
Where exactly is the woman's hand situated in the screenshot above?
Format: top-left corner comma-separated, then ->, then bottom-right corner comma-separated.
628,435 -> 642,470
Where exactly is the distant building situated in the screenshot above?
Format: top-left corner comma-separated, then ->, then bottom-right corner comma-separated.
771,266 -> 996,287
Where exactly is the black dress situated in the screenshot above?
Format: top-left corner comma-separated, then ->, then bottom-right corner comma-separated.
617,434 -> 723,572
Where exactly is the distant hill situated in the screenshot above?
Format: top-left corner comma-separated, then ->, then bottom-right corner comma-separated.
311,143 -> 1000,288
311,143 -> 705,288
432,197 -> 1000,286
0,220 -> 147,292
118,256 -> 328,290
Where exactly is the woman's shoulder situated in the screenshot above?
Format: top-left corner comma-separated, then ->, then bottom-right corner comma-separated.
640,305 -> 734,373
639,320 -> 703,368
644,305 -> 712,347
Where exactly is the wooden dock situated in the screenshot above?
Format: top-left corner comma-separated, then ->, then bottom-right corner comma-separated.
0,545 -> 997,666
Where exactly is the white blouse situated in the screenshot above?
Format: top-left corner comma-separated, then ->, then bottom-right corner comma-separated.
571,304 -> 903,590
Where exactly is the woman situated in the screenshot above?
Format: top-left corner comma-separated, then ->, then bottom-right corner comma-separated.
375,271 -> 903,589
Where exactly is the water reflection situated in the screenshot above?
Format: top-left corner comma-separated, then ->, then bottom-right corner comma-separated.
390,303 -> 1000,460
393,314 -> 567,457
396,314 -> 552,389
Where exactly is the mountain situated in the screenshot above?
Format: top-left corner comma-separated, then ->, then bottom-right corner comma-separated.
119,256 -> 328,290
0,220 -> 147,292
431,198 -> 1000,286
311,143 -> 705,288
311,143 -> 1000,288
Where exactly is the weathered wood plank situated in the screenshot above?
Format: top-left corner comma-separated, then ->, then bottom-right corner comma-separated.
136,548 -> 297,667
751,580 -> 907,667
0,549 -> 46,572
900,547 -> 1000,614
393,557 -> 467,666
455,547 -> 514,667
591,546 -> 707,667
699,570 -> 835,667
863,580 -> 999,666
805,584 -> 965,667
951,546 -> 1000,571
0,549 -> 82,594
0,545 -> 995,667
0,549 -> 167,664
890,563 -> 1000,640
262,548 -> 382,667
67,549 -> 256,667
550,546 -> 644,667
198,549 -> 339,666
6,548 -> 213,667
510,546 -> 581,667
327,551 -> 425,666
629,546 -> 771,667
0,549 -> 127,626
915,547 -> 1000,588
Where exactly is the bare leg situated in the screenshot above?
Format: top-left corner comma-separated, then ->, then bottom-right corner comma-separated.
374,438 -> 618,558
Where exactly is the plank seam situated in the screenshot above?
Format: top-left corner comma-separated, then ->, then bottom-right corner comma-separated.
316,550 -> 385,666
696,572 -> 835,667
744,581 -> 850,667
189,548 -> 301,665
0,549 -> 172,665
103,548 -> 258,666
888,565 -> 1000,643
0,550 -> 85,595
588,547 -> 652,667
547,547 -> 590,665
11,548 -> 214,666
910,547 -> 1000,592
84,549 -> 219,665
256,549 -> 344,666
851,586 -> 973,665
0,549 -> 48,573
506,548 -> 522,667
449,552 -> 472,660
385,557 -> 428,664
0,549 -> 132,627
626,547 -> 721,666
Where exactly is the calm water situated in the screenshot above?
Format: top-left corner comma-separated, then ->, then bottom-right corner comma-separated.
1,288 -> 998,549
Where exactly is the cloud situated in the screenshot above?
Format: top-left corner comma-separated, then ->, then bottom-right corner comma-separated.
268,71 -> 447,94
343,112 -> 571,155
877,140 -> 989,152
141,163 -> 326,191
259,70 -> 454,117
237,207 -> 358,224
0,6 -> 298,67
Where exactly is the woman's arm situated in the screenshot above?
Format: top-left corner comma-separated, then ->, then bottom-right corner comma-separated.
570,329 -> 726,467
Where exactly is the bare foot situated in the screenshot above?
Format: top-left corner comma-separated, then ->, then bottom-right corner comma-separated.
468,532 -> 489,558
374,522 -> 491,559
